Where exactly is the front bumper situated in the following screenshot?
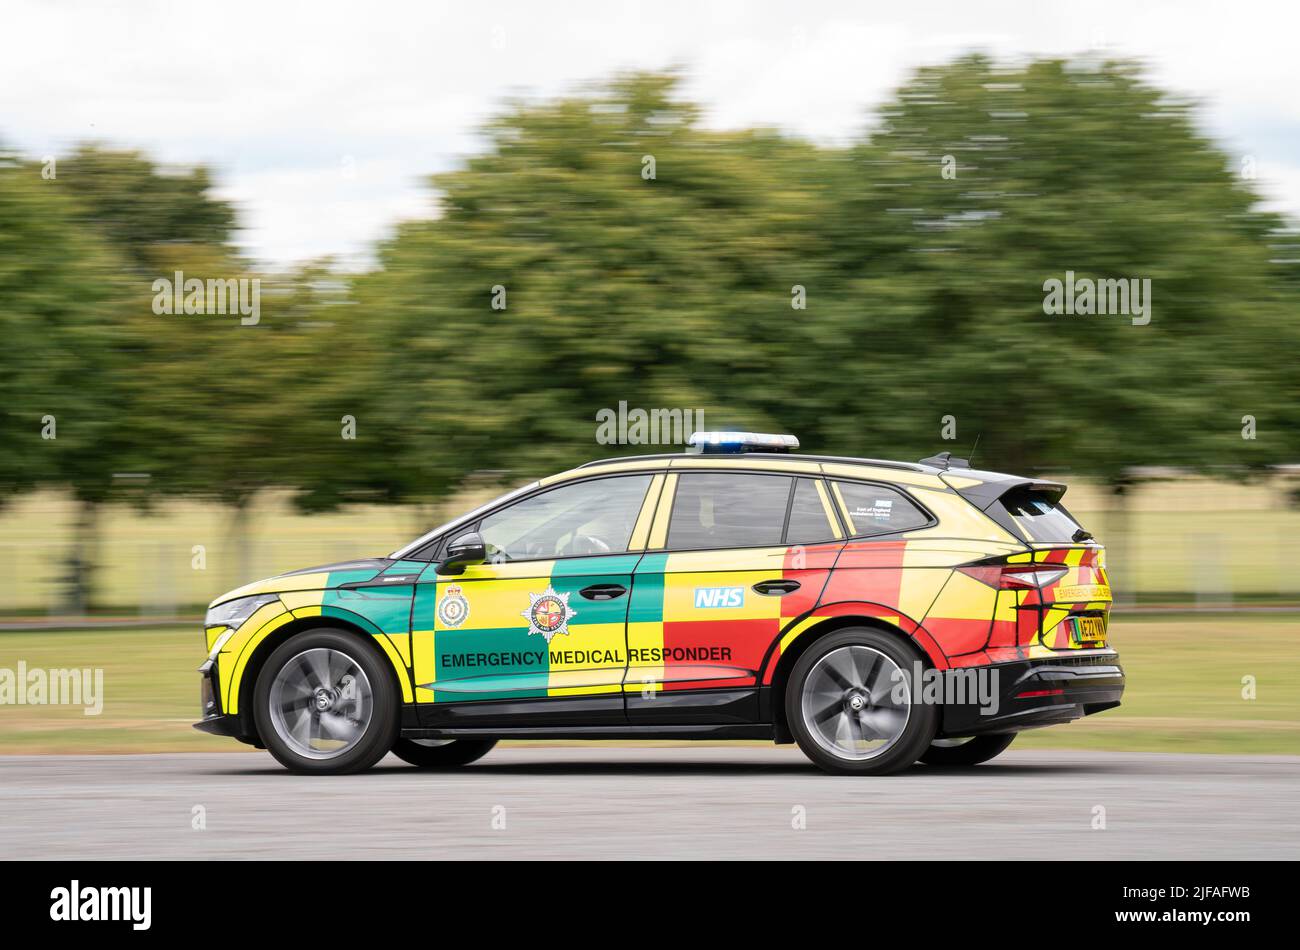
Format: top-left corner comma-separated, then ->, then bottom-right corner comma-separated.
192,658 -> 257,743
940,653 -> 1124,738
193,713 -> 244,737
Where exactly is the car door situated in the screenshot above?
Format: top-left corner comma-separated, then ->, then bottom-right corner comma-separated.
411,472 -> 658,725
625,470 -> 843,723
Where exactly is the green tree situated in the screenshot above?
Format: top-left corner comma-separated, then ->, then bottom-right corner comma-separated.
30,145 -> 245,606
337,73 -> 826,513
791,57 -> 1298,475
0,150 -> 135,610
128,249 -> 342,586
56,145 -> 236,270
791,56 -> 1300,596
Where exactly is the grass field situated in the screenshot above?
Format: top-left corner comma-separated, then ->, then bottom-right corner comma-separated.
1,614 -> 1296,756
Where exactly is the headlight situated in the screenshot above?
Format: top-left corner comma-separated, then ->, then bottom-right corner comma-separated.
205,594 -> 281,658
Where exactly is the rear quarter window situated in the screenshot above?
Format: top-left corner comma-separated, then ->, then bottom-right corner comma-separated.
832,482 -> 931,536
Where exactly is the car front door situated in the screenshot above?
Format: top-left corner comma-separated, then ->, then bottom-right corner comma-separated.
411,472 -> 659,725
625,470 -> 843,723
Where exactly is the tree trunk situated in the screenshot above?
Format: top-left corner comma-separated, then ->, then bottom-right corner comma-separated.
227,495 -> 254,589
63,496 -> 100,615
1106,479 -> 1134,608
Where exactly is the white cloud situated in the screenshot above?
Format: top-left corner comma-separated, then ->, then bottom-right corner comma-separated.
3,0 -> 1297,265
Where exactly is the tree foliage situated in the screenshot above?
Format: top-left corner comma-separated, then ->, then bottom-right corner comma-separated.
2,56 -> 1297,600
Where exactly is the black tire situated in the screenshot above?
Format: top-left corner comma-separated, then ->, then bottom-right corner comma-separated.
253,628 -> 400,774
785,627 -> 937,776
390,738 -> 497,769
919,733 -> 1017,766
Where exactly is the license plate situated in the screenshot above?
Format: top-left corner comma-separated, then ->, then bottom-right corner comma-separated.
1071,616 -> 1107,644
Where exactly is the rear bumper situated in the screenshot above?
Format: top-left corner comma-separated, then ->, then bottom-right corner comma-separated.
940,653 -> 1124,738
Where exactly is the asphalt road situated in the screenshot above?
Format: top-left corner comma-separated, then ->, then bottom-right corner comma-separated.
2,747 -> 1296,859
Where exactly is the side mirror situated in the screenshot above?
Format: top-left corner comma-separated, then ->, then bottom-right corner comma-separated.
436,531 -> 487,576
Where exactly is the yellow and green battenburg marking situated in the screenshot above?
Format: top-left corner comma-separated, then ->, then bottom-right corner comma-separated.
412,554 -> 640,703
213,561 -> 419,713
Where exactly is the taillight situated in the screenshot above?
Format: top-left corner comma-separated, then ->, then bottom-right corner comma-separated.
958,563 -> 1069,590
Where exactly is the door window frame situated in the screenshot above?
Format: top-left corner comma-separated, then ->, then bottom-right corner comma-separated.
409,471 -> 664,566
648,469 -> 849,555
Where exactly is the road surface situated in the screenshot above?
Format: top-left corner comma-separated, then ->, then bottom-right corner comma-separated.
1,747 -> 1295,859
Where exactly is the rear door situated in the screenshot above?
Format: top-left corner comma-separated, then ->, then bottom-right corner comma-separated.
626,471 -> 842,722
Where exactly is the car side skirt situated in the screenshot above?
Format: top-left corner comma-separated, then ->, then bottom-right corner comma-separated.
401,724 -> 775,741
410,687 -> 766,729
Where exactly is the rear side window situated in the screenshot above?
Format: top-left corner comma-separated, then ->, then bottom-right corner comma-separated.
995,487 -> 1087,543
833,482 -> 931,536
667,473 -> 792,550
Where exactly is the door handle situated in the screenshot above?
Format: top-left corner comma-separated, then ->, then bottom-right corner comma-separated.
753,579 -> 801,596
580,583 -> 627,601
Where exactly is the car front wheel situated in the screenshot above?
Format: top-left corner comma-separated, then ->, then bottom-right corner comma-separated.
786,628 -> 937,776
254,628 -> 400,774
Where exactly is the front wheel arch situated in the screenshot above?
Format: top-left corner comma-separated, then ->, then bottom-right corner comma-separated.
237,617 -> 406,744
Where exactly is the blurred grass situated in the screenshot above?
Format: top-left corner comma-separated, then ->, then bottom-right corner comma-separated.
0,625 -> 231,753
0,614 -> 1296,755
1016,613 -> 1300,755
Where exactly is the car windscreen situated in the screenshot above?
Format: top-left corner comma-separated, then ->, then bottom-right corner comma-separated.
993,487 -> 1088,543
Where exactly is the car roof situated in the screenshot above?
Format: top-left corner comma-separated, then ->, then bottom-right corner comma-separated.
545,452 -> 953,489
551,451 -> 1055,495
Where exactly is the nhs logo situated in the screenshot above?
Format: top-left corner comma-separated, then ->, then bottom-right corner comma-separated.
694,586 -> 744,609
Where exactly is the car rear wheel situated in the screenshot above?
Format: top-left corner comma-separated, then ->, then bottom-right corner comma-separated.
786,628 -> 937,776
389,738 -> 497,768
254,628 -> 399,774
919,733 -> 1016,766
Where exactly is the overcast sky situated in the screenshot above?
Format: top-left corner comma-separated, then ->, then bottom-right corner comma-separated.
4,0 -> 1297,267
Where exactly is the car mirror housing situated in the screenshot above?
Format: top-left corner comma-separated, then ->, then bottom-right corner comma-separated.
436,531 -> 487,576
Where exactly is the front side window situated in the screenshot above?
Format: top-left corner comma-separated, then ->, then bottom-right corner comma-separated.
833,481 -> 931,536
478,474 -> 653,560
666,473 -> 793,550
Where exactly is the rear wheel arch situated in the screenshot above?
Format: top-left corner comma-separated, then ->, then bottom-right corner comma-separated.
769,615 -> 938,743
235,616 -> 408,743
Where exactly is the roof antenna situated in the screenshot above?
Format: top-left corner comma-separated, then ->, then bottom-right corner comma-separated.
967,433 -> 981,470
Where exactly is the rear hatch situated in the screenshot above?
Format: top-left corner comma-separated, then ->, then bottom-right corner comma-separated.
945,475 -> 1112,652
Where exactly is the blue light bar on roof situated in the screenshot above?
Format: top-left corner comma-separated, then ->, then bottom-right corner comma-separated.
686,431 -> 800,455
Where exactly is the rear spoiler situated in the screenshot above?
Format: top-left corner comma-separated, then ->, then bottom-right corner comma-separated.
940,472 -> 1067,511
